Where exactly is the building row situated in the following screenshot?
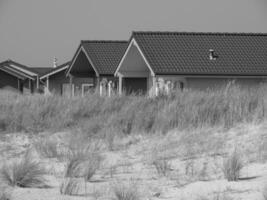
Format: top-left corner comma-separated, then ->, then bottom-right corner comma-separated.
1,31 -> 267,96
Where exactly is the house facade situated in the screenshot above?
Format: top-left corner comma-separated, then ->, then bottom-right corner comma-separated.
115,32 -> 267,96
0,60 -> 50,94
66,40 -> 128,96
1,32 -> 267,96
39,62 -> 70,95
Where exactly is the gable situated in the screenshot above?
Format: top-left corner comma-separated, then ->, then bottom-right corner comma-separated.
68,47 -> 98,77
115,39 -> 154,77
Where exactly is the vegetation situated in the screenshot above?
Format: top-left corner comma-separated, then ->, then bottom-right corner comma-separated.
222,150 -> 243,181
0,83 -> 266,135
0,186 -> 12,200
263,182 -> 267,200
153,158 -> 172,177
34,137 -> 60,159
60,178 -> 80,196
65,140 -> 101,181
112,181 -> 140,200
0,152 -> 48,188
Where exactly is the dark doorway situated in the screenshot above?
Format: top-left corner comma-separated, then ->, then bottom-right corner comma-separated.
123,78 -> 147,95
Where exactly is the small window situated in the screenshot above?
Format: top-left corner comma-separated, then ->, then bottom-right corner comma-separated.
82,83 -> 94,96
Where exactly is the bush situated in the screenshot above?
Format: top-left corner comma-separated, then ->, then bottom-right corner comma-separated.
60,178 -> 80,196
112,181 -> 140,200
223,150 -> 243,181
0,152 -> 48,188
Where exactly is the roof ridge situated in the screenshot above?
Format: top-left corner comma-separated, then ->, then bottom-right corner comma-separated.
81,40 -> 128,43
132,31 -> 267,36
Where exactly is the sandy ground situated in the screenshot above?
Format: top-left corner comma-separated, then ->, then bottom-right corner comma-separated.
1,123 -> 267,200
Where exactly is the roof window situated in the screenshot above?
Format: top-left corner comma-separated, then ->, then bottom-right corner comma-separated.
209,49 -> 218,60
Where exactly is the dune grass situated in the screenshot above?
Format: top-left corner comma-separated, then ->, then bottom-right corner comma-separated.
223,150 -> 243,182
0,152 -> 48,188
60,178 -> 80,196
0,83 -> 266,135
112,181 -> 140,200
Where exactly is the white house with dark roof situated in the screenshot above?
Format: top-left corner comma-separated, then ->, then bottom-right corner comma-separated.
115,31 -> 267,95
66,40 -> 128,96
0,60 -> 50,93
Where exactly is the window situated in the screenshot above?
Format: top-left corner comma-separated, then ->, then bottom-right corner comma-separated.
82,83 -> 94,96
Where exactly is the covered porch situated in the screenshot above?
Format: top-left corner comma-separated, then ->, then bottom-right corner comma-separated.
67,47 -> 99,96
115,39 -> 156,96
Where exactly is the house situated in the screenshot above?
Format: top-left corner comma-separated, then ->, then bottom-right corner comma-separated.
0,59 -> 51,93
66,40 -> 128,96
40,62 -> 70,95
115,32 -> 267,95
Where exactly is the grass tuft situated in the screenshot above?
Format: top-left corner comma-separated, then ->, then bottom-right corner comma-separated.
60,178 -> 80,196
0,152 -> 48,188
64,140 -> 101,181
0,186 -> 12,200
153,159 -> 172,177
222,150 -> 243,181
112,181 -> 140,200
34,137 -> 60,159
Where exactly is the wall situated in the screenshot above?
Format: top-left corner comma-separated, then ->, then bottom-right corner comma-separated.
46,70 -> 70,95
0,70 -> 19,92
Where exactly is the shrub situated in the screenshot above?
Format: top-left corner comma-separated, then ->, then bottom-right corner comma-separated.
112,181 -> 140,200
60,178 -> 80,196
0,152 -> 48,188
222,150 -> 243,181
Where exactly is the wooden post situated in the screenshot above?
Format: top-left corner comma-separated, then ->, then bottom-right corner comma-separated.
118,75 -> 122,95
69,75 -> 73,97
100,81 -> 103,96
29,79 -> 32,94
36,76 -> 39,90
46,77 -> 49,91
108,81 -> 112,97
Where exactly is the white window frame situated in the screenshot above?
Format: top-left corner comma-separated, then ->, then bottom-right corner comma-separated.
82,83 -> 94,97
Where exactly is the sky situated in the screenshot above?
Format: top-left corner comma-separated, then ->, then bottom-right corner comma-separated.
0,0 -> 267,67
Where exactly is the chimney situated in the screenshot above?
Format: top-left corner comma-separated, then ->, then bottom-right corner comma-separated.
53,57 -> 58,68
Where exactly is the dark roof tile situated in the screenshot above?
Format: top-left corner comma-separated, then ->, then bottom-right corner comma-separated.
133,31 -> 267,75
81,41 -> 128,75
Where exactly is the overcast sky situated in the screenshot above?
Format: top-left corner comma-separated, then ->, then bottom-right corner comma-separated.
0,0 -> 267,67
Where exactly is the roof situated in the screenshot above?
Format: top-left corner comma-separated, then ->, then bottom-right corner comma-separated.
0,60 -> 38,79
132,31 -> 267,75
79,41 -> 128,75
40,61 -> 70,79
0,64 -> 28,80
31,67 -> 53,76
